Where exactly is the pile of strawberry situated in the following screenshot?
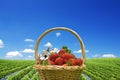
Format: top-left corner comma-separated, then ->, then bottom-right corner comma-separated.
48,46 -> 83,66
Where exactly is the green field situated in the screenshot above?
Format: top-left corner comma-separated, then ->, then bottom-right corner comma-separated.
0,58 -> 120,80
84,58 -> 120,80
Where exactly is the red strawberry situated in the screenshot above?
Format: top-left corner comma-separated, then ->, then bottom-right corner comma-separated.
48,60 -> 55,65
63,64 -> 67,66
58,49 -> 66,56
61,53 -> 75,63
76,58 -> 83,66
49,53 -> 59,62
70,59 -> 76,66
69,53 -> 75,59
71,58 -> 83,66
55,57 -> 64,65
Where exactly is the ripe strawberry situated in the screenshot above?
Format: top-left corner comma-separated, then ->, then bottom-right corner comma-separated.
55,57 -> 64,65
58,49 -> 66,56
61,53 -> 75,63
70,59 -> 76,66
76,58 -> 83,66
49,53 -> 59,62
69,53 -> 75,58
63,64 -> 67,66
48,60 -> 55,65
70,58 -> 83,66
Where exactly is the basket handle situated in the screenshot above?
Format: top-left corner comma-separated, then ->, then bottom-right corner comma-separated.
34,27 -> 86,64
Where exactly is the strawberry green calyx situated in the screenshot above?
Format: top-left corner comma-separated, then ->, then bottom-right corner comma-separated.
62,46 -> 71,53
43,60 -> 49,66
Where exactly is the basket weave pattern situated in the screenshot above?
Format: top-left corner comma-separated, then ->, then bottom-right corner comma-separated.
34,27 -> 86,80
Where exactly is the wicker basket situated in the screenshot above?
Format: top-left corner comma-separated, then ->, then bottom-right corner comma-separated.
34,27 -> 86,80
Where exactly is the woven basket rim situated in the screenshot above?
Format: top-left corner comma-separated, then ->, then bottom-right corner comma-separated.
35,64 -> 86,70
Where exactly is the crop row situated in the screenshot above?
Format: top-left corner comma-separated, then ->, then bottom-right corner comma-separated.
83,58 -> 120,80
21,68 -> 36,80
0,60 -> 35,79
7,66 -> 33,80
0,66 -> 27,79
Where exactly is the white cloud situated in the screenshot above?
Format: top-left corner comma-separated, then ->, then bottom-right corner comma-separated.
0,39 -> 4,48
102,54 -> 116,58
92,54 -> 100,58
85,50 -> 89,53
56,32 -> 61,37
23,55 -> 34,60
29,44 -> 34,47
24,39 -> 34,42
28,55 -> 33,58
74,50 -> 82,53
44,42 -> 52,47
74,49 -> 89,53
6,51 -> 23,58
23,49 -> 34,53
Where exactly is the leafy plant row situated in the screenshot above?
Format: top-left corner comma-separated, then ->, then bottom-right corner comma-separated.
7,66 -> 33,80
0,60 -> 35,79
83,58 -> 120,80
0,66 -> 27,79
21,68 -> 36,80
31,72 -> 41,80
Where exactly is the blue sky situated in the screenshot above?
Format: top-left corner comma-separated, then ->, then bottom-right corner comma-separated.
0,0 -> 120,59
